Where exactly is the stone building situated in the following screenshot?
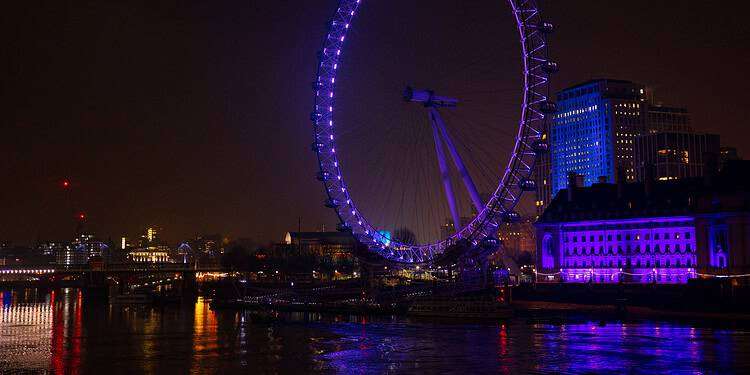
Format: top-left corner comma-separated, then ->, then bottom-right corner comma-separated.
535,161 -> 750,283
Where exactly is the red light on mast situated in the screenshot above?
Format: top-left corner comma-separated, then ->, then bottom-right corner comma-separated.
78,213 -> 86,220
62,180 -> 70,188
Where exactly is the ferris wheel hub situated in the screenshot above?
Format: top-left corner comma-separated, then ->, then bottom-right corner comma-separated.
403,86 -> 458,108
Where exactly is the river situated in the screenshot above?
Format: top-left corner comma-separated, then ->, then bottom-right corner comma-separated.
1,288 -> 749,374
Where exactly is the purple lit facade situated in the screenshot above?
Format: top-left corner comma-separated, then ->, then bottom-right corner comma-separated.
536,161 -> 750,284
539,217 -> 697,284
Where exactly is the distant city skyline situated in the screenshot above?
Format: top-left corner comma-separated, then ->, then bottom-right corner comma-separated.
3,0 -> 749,244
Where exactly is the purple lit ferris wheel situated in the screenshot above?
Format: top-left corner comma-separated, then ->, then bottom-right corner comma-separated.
311,0 -> 555,263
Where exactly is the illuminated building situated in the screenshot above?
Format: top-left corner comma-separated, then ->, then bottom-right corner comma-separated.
141,227 -> 160,243
534,131 -> 552,217
497,218 -> 536,260
127,227 -> 172,263
193,234 -> 224,258
56,245 -> 88,266
548,80 -> 707,211
36,241 -> 66,258
647,105 -> 692,133
536,161 -> 750,284
282,232 -> 359,277
128,248 -> 170,263
55,234 -> 108,266
551,79 -> 648,198
635,131 -> 720,181
284,232 -> 357,258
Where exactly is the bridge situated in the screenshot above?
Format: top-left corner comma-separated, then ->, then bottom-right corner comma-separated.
0,263 -> 224,276
0,263 -> 230,300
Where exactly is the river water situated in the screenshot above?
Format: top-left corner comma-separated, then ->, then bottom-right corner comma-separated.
1,288 -> 749,374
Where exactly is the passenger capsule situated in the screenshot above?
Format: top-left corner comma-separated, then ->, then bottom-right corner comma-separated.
539,101 -> 557,114
534,22 -> 554,34
480,236 -> 501,250
519,178 -> 537,192
324,199 -> 340,209
542,61 -> 559,74
502,211 -> 522,223
532,140 -> 549,153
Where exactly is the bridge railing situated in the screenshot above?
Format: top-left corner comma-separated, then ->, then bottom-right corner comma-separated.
0,263 -> 225,274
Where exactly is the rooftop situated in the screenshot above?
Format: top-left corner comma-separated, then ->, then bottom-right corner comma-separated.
284,231 -> 357,245
538,161 -> 750,224
559,78 -> 640,93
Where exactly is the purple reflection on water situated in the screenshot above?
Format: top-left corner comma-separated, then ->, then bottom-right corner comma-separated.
2,290 -> 750,374
315,319 -> 747,374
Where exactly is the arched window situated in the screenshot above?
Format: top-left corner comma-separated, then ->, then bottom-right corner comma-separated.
542,234 -> 553,255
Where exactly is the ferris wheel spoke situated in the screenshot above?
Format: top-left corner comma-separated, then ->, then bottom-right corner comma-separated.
311,0 -> 554,262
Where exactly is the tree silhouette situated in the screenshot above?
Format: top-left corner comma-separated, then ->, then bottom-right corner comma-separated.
394,228 -> 417,245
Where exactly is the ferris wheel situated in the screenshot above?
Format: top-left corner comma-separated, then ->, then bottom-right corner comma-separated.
311,0 -> 556,263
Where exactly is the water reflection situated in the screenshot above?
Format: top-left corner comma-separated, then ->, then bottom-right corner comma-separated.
1,288 -> 750,373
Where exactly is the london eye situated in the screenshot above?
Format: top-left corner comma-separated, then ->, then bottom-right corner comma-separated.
311,0 -> 555,263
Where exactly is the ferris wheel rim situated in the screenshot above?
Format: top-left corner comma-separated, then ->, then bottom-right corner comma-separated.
311,0 -> 553,263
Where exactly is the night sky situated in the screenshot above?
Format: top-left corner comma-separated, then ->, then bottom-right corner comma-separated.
3,0 -> 750,245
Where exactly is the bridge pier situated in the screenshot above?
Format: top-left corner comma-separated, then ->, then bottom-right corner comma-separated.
181,271 -> 198,302
82,271 -> 109,301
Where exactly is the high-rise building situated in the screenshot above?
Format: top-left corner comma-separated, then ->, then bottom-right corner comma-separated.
635,132 -> 720,181
143,227 -> 159,243
534,131 -> 552,217
647,105 -> 692,133
36,241 -> 66,257
550,79 -> 648,199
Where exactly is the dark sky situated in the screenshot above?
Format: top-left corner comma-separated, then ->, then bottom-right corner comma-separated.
3,1 -> 749,245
